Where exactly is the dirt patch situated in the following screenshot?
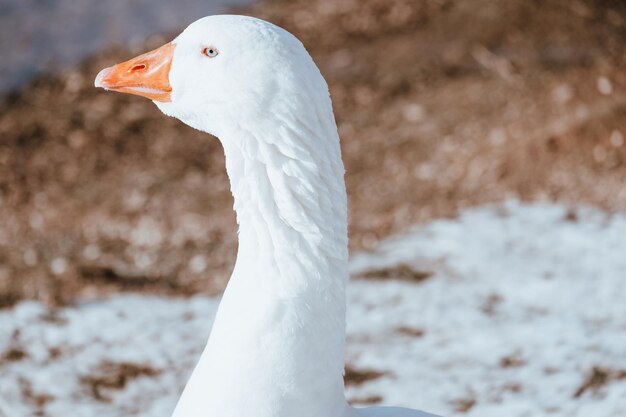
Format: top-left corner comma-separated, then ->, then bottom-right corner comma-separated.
1,347 -> 28,363
499,353 -> 526,369
349,395 -> 384,406
79,264 -> 191,295
355,264 -> 433,282
18,377 -> 54,415
344,365 -> 388,387
2,0 -> 626,305
1,329 -> 29,364
450,396 -> 477,413
573,366 -> 626,398
80,361 -> 162,402
481,293 -> 504,316
502,382 -> 523,393
396,326 -> 426,337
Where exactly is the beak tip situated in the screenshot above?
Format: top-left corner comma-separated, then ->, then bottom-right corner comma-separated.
94,68 -> 109,89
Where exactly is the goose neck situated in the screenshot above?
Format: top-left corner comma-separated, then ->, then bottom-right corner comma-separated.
172,126 -> 351,417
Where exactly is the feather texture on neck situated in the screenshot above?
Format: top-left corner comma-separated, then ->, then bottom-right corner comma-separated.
172,81 -> 351,417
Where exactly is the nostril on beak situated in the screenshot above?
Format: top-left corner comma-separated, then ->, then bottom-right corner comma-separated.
130,63 -> 147,72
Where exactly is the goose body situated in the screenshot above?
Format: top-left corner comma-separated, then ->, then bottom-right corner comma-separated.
95,15 -> 441,417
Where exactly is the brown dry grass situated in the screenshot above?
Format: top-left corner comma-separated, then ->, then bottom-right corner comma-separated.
1,0 -> 626,306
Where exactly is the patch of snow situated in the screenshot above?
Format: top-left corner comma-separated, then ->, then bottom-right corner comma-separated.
1,202 -> 625,416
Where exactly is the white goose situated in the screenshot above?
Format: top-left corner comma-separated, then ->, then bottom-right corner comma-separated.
95,15 -> 441,417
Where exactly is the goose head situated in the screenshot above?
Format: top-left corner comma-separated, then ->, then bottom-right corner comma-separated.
95,15 -> 329,138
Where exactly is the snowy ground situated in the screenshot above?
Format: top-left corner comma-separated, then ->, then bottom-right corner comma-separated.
1,202 -> 625,417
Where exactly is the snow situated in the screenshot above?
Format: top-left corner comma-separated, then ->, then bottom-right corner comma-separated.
1,201 -> 625,417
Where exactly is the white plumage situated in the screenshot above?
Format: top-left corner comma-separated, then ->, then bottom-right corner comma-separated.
96,14 -> 441,417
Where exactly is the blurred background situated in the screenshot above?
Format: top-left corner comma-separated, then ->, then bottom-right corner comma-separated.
1,0 -> 626,416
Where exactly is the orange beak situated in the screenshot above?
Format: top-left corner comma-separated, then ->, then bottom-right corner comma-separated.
95,42 -> 175,102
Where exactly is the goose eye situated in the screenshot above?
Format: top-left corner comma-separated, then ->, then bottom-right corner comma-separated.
202,47 -> 219,58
